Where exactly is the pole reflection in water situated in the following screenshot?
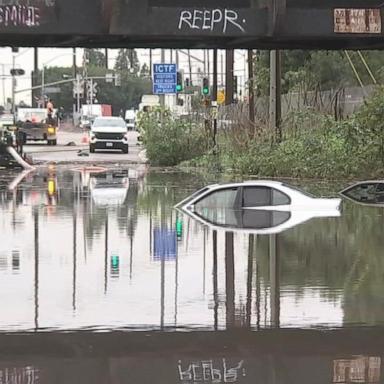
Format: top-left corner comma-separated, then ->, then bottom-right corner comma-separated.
34,208 -> 39,331
73,208 -> 77,312
213,230 -> 218,331
269,234 -> 280,328
225,232 -> 235,329
255,237 -> 260,330
104,215 -> 108,294
161,245 -> 165,330
246,235 -> 254,328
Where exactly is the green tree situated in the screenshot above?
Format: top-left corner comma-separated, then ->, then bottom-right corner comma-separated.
140,63 -> 150,78
85,49 -> 106,68
87,64 -> 151,113
252,50 -> 384,96
114,49 -> 140,75
38,65 -> 151,116
40,66 -> 74,113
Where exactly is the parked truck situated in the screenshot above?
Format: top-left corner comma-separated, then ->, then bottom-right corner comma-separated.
80,104 -> 112,129
16,108 -> 58,146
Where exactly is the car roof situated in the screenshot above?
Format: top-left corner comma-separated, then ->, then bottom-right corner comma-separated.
94,116 -> 122,120
206,180 -> 284,189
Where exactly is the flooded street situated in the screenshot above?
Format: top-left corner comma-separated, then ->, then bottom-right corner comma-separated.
0,166 -> 384,383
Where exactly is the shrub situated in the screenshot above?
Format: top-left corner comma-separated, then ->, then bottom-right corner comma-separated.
138,108 -> 208,166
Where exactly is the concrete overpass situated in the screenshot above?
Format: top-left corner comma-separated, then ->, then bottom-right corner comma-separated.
0,0 -> 383,49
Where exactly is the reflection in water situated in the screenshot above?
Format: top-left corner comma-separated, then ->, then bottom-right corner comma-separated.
333,356 -> 381,383
0,366 -> 39,384
0,167 -> 384,331
178,359 -> 245,383
0,331 -> 381,384
1,169 -> 384,383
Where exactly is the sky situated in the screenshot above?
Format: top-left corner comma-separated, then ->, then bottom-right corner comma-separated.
0,47 -> 249,109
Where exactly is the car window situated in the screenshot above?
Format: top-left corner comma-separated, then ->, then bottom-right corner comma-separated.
243,187 -> 271,207
194,208 -> 239,227
93,119 -> 125,128
241,210 -> 291,229
272,189 -> 291,205
195,187 -> 239,209
243,186 -> 290,207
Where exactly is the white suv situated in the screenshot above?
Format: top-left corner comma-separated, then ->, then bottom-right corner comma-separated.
90,116 -> 128,153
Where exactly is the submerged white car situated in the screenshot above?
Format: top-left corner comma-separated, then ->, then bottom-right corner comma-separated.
340,180 -> 384,206
175,181 -> 342,234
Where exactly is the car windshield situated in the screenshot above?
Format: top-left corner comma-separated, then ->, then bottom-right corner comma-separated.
176,186 -> 211,207
93,119 -> 125,128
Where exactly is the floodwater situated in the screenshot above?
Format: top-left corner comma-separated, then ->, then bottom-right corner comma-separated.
0,165 -> 384,384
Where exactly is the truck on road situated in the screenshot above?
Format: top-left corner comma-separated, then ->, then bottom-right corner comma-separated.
16,108 -> 58,146
80,104 -> 112,129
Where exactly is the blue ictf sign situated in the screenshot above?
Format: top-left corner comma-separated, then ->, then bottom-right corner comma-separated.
153,63 -> 177,94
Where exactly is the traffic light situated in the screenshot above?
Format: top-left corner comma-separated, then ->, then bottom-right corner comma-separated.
176,218 -> 183,241
176,71 -> 183,92
47,179 -> 56,196
111,254 -> 120,277
233,76 -> 238,95
10,69 -> 25,76
202,77 -> 210,96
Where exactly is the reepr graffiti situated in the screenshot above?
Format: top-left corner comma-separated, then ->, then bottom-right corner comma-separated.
178,8 -> 246,33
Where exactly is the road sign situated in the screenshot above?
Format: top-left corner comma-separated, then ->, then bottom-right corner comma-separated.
153,63 -> 177,94
217,90 -> 225,105
45,87 -> 61,94
153,228 -> 177,261
105,73 -> 114,83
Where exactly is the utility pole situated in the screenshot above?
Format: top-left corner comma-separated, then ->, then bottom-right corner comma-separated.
1,64 -> 5,107
76,74 -> 81,117
149,49 -> 153,77
248,49 -> 255,125
11,50 -> 16,114
269,50 -> 282,142
32,48 -> 38,108
207,50 -> 210,86
220,51 -> 224,88
203,50 -> 207,76
225,49 -> 234,105
213,49 -> 218,150
72,48 -> 77,121
160,49 -> 165,107
188,49 -> 192,85
105,48 -> 108,69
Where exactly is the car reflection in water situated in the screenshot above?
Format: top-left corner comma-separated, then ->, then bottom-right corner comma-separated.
90,170 -> 129,206
340,181 -> 384,206
176,181 -> 342,234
